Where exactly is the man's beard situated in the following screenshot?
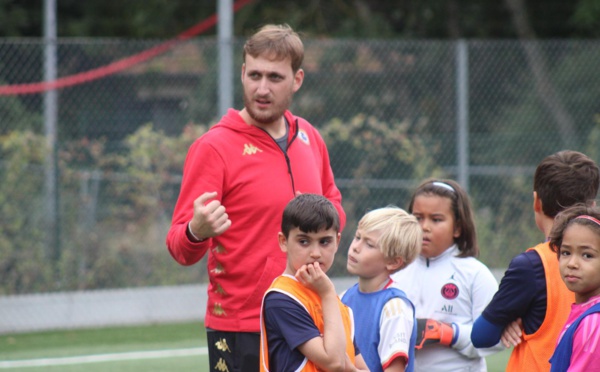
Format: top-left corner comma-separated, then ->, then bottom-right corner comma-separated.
243,92 -> 292,125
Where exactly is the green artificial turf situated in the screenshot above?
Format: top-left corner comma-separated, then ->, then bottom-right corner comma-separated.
1,321 -> 206,360
1,321 -> 510,371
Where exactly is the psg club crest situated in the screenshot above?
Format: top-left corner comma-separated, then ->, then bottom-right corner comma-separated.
441,283 -> 459,299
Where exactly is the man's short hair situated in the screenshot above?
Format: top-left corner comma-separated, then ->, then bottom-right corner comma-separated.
243,24 -> 304,72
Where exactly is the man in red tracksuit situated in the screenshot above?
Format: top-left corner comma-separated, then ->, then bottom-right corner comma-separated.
166,24 -> 345,372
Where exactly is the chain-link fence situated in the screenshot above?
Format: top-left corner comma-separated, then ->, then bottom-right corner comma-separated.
1,38 -> 599,295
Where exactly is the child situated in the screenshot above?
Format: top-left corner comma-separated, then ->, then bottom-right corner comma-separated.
391,178 -> 503,371
471,150 -> 600,371
259,194 -> 368,372
547,204 -> 600,371
341,206 -> 422,372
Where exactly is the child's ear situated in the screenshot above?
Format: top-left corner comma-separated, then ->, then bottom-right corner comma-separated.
278,232 -> 288,253
533,191 -> 543,213
453,225 -> 461,239
331,232 -> 341,253
386,257 -> 404,272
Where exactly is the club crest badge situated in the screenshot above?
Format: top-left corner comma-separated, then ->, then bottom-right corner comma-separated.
441,283 -> 459,299
298,129 -> 310,145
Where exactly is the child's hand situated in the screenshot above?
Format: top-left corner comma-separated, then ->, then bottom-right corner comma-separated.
295,262 -> 334,296
343,354 -> 369,372
501,318 -> 523,348
415,318 -> 455,349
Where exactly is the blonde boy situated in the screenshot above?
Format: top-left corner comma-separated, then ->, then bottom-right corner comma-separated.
342,207 -> 422,372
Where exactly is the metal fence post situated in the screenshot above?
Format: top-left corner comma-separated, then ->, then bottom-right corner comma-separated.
218,0 -> 234,118
456,39 -> 469,192
44,0 -> 60,264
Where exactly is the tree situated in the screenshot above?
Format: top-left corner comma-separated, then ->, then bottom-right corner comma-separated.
505,0 -> 577,149
2,0 -> 599,39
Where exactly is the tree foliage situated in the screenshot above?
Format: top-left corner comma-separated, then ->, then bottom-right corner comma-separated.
0,130 -> 50,294
0,115 -> 435,294
1,0 -> 599,39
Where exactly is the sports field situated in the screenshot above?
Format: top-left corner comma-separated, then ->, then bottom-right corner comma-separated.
1,321 -> 510,371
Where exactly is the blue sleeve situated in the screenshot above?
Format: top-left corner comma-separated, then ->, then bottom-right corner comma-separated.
471,314 -> 506,348
264,292 -> 321,350
481,251 -> 541,326
471,250 -> 545,347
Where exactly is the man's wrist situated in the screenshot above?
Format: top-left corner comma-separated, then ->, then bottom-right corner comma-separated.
187,222 -> 206,242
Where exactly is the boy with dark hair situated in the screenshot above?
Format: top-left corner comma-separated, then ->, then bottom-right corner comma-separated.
471,150 -> 600,371
260,194 -> 367,372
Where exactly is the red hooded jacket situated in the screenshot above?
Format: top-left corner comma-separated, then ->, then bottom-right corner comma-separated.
166,109 -> 345,332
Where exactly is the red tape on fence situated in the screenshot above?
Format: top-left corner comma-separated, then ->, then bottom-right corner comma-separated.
0,0 -> 254,96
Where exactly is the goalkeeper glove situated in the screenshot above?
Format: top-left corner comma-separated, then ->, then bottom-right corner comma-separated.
415,318 -> 455,349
